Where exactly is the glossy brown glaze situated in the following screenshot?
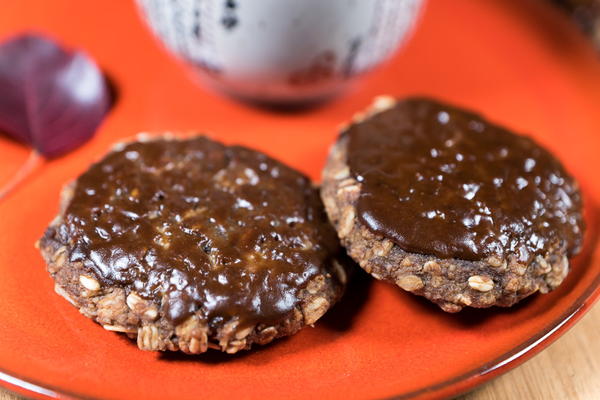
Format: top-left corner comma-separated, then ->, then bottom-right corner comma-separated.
346,98 -> 584,263
52,137 -> 340,327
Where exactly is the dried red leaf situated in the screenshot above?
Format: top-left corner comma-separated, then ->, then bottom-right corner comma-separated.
0,33 -> 112,158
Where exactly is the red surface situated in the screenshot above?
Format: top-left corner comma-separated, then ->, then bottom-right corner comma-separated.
0,1 -> 600,399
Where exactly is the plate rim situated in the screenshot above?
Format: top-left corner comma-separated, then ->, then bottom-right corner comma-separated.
0,256 -> 598,400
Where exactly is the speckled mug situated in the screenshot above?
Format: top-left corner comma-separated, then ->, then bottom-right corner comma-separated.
137,0 -> 425,104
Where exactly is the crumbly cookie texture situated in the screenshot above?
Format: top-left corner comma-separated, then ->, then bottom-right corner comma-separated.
39,135 -> 347,353
320,97 -> 572,312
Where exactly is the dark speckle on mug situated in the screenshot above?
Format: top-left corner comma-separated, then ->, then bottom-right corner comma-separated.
193,8 -> 201,39
222,0 -> 238,31
222,15 -> 238,30
343,37 -> 362,78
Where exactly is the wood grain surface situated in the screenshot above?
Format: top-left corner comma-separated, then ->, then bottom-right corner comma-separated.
0,302 -> 598,400
461,302 -> 600,399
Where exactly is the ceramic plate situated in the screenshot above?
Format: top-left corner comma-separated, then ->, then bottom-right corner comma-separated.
1,0 -> 600,399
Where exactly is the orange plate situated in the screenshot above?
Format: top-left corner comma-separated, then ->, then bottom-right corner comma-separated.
1,1 -> 600,399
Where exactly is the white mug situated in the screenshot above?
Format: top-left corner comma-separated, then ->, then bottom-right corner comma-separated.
137,0 -> 425,104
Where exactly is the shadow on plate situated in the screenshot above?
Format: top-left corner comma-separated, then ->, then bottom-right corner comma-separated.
320,262 -> 373,332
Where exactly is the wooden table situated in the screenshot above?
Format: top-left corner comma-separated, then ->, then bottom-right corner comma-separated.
461,301 -> 600,399
1,302 -> 598,400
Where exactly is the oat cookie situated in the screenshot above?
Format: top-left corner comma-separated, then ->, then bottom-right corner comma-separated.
39,135 -> 346,353
321,97 -> 584,312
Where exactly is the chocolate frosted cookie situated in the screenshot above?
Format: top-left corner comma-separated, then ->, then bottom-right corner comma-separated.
321,97 -> 584,312
39,135 -> 346,353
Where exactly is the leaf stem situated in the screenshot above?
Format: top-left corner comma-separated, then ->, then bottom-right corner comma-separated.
0,149 -> 42,201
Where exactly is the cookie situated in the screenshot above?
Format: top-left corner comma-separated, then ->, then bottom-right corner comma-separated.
321,97 -> 584,312
39,135 -> 346,353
